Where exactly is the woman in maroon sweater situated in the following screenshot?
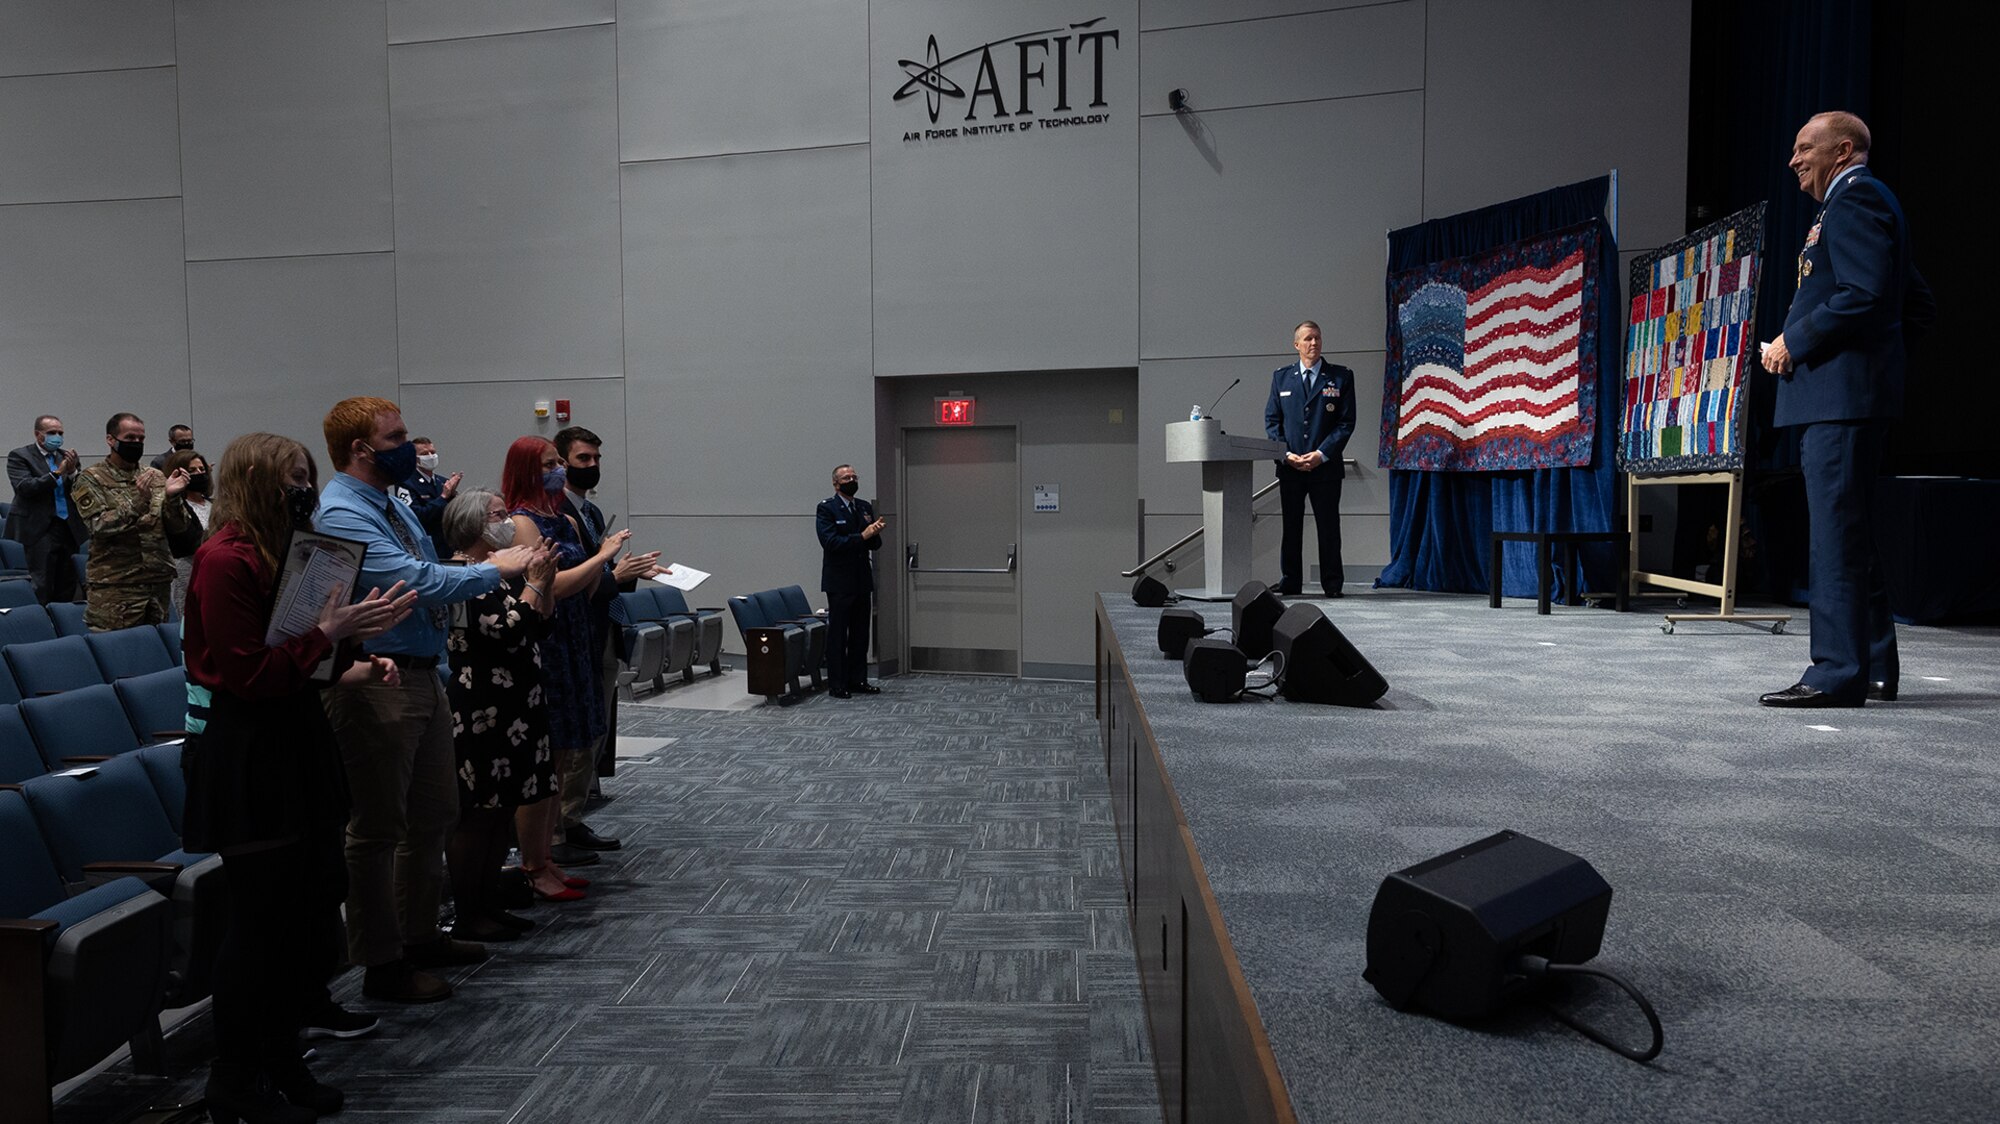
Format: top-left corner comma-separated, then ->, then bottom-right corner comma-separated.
181,432 -> 415,1124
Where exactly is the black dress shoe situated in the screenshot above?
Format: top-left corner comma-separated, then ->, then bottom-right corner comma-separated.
549,842 -> 602,867
1322,589 -> 1344,599
1868,681 -> 1897,701
1758,683 -> 1862,708
566,822 -> 622,851
850,683 -> 882,694
829,688 -> 852,699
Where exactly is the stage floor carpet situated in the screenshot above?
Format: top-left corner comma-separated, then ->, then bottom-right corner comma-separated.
1101,588 -> 1999,1123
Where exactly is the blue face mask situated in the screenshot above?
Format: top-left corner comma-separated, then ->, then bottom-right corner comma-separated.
42,432 -> 63,451
369,439 -> 419,482
542,466 -> 568,494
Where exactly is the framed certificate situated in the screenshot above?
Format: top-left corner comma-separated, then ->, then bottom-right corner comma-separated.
266,529 -> 368,684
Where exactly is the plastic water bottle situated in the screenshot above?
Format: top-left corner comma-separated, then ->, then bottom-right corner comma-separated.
1189,404 -> 1203,421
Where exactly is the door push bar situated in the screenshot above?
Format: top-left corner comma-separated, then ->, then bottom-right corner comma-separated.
906,541 -> 1017,575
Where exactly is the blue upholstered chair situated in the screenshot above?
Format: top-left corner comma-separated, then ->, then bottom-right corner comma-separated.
115,669 -> 188,746
46,601 -> 89,638
85,626 -> 175,681
0,604 -> 58,648
156,622 -> 182,664
18,684 -> 142,764
0,704 -> 50,783
0,788 -> 173,1092
654,586 -> 726,677
728,593 -> 808,703
0,579 -> 39,609
4,635 -> 105,697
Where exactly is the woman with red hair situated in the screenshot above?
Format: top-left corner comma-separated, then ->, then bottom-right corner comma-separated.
499,436 -> 630,900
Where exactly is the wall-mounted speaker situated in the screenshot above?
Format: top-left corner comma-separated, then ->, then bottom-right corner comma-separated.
1132,574 -> 1170,607
1157,607 -> 1208,660
1363,830 -> 1612,1021
1270,602 -> 1388,706
1182,638 -> 1246,702
1231,580 -> 1284,660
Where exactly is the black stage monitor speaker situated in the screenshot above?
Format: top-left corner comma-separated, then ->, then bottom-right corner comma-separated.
1182,638 -> 1246,702
1363,830 -> 1612,1022
1158,608 -> 1209,660
1132,574 -> 1170,607
1231,581 -> 1284,660
1270,603 -> 1388,706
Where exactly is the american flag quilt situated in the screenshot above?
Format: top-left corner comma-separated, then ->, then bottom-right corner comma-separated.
1380,222 -> 1602,471
1617,203 -> 1766,475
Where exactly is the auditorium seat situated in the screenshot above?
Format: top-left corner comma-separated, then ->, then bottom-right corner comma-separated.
613,589 -> 677,699
0,704 -> 50,783
754,589 -> 823,690
0,787 -> 173,1089
0,539 -> 29,580
115,669 -> 188,745
4,635 -> 105,697
86,626 -> 175,681
0,604 -> 58,649
18,753 -> 223,1014
19,684 -> 143,763
132,742 -> 189,835
156,622 -> 182,664
728,593 -> 809,702
46,601 -> 89,638
0,578 -> 38,609
776,585 -> 829,687
654,586 -> 726,677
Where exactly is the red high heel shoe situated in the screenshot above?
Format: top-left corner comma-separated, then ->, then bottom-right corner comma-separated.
524,866 -> 586,902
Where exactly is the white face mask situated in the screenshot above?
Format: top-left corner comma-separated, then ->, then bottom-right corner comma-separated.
417,453 -> 440,471
481,518 -> 516,549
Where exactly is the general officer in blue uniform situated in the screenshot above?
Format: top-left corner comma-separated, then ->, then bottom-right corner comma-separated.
1759,111 -> 1933,708
817,463 -> 885,698
1263,320 -> 1356,597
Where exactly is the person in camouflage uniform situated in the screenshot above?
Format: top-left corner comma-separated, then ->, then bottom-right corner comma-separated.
73,412 -> 195,631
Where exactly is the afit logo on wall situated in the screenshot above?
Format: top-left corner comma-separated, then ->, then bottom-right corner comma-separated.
893,16 -> 1120,144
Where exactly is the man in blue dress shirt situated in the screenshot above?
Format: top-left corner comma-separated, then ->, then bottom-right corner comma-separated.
1263,321 -> 1356,597
1758,112 -> 1933,708
315,396 -> 534,1001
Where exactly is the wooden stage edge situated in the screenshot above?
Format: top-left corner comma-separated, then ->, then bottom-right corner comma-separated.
1096,597 -> 1299,1124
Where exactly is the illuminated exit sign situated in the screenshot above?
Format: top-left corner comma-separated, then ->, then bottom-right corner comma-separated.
935,396 -> 976,426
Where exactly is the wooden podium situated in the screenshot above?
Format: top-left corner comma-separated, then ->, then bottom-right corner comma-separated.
1164,419 -> 1288,601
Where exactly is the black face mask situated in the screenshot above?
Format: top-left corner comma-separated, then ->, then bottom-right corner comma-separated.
836,479 -> 859,497
566,464 -> 601,492
186,473 -> 210,496
115,439 -> 146,464
285,484 -> 318,531
173,440 -> 195,451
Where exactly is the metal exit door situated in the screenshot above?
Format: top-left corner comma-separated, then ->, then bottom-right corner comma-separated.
902,425 -> 1020,675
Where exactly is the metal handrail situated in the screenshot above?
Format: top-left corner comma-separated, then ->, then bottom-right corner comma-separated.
1122,458 -> 1358,579
908,541 -> 1017,575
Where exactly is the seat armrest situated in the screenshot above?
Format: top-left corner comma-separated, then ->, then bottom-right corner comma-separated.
83,860 -> 183,894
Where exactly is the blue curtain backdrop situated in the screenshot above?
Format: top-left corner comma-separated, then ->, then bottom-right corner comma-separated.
1375,176 -> 1620,598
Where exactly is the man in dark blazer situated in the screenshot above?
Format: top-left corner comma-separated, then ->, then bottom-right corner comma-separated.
396,436 -> 459,561
1759,111 -> 1933,708
5,414 -> 88,603
1263,320 -> 1356,597
817,463 -> 885,698
553,425 -> 662,860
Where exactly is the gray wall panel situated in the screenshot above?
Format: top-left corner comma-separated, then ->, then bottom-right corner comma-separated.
870,0 -> 1139,375
0,67 -> 181,204
388,0 -> 614,44
0,1 -> 175,77
175,1 -> 393,260
186,254 -> 399,458
1424,0 -> 1689,249
619,0 -> 868,161
0,199 -> 189,440
1140,0 -> 1384,32
1139,2 -> 1422,113
396,379 -> 629,527
1140,92 -> 1423,359
620,145 -> 873,518
389,25 -> 624,383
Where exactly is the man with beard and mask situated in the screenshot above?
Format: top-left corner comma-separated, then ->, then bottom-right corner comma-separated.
817,463 -> 885,698
149,423 -> 195,470
313,397 -> 537,1004
550,425 -> 663,863
73,412 -> 196,630
396,435 -> 461,560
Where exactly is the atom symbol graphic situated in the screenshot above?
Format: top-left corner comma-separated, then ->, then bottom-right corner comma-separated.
896,35 -> 966,124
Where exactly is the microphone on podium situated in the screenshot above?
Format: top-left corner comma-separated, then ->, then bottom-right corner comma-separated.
1192,377 -> 1242,422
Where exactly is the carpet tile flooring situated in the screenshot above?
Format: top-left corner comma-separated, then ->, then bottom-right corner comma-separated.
54,675 -> 1158,1124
